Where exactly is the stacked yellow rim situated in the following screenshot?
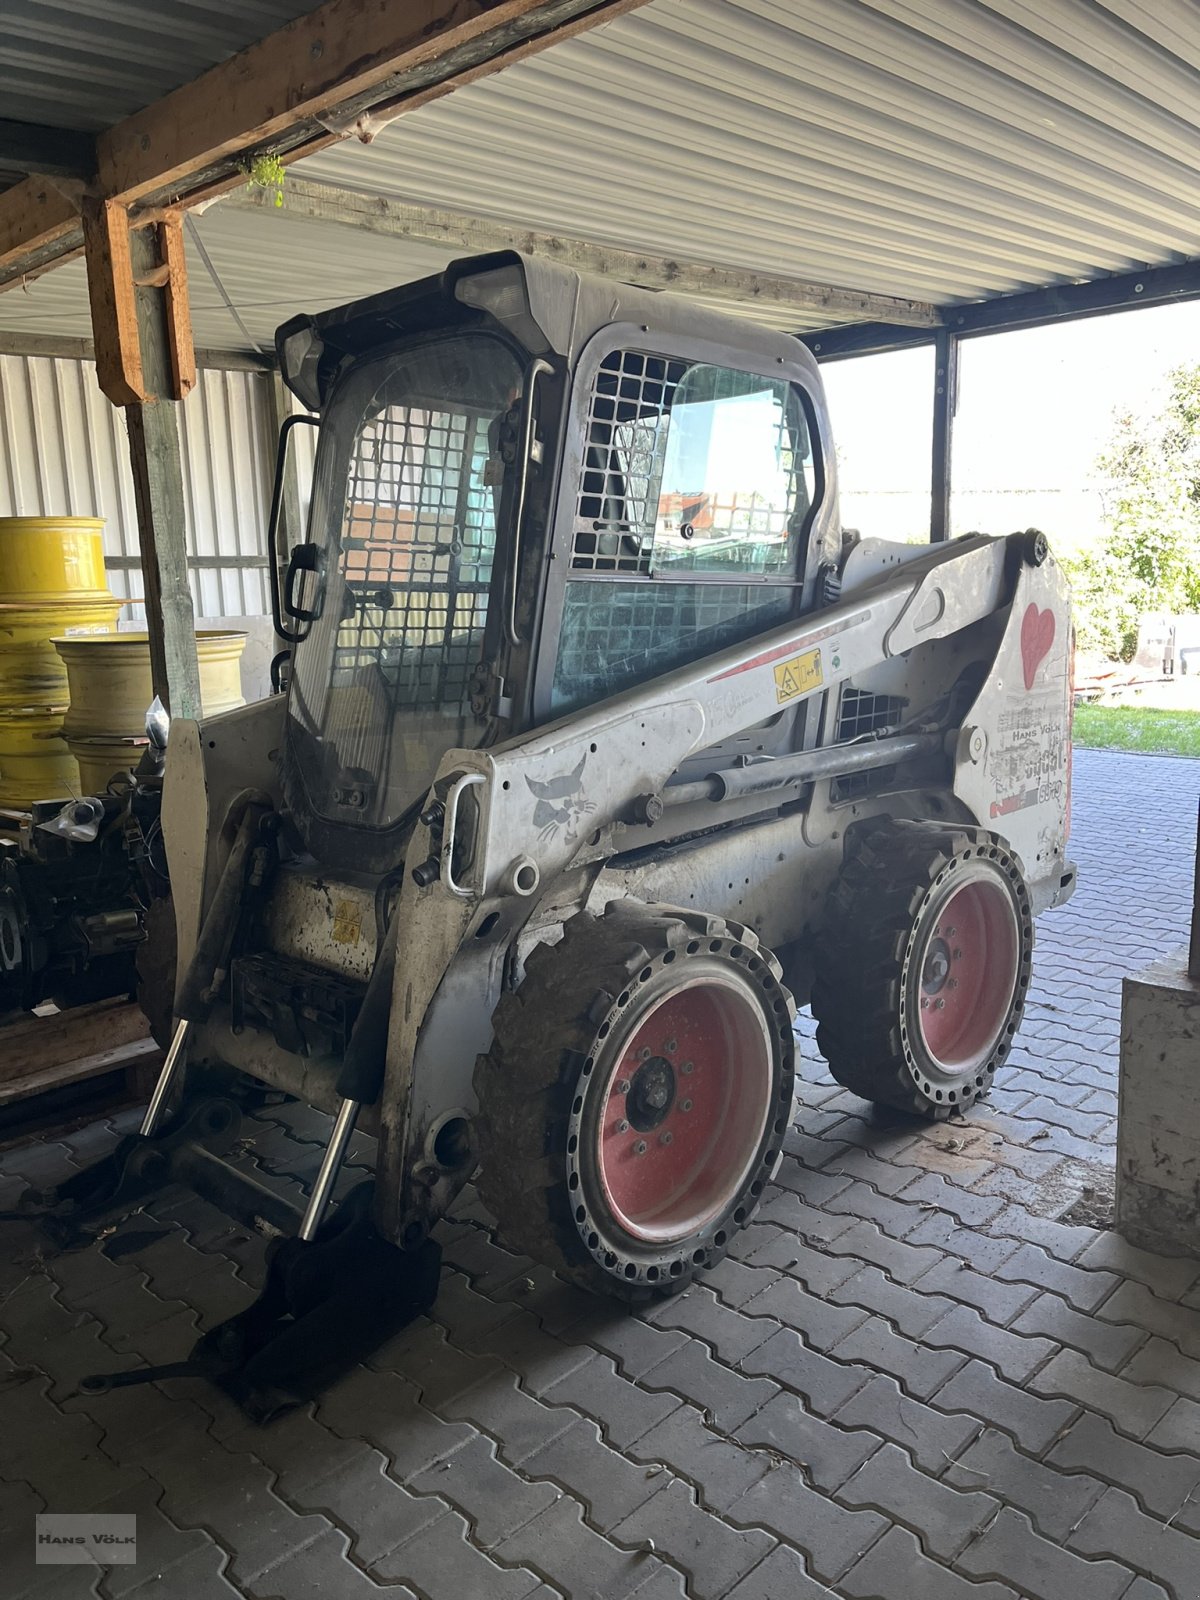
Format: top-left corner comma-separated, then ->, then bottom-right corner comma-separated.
0,517 -> 120,807
54,631 -> 247,791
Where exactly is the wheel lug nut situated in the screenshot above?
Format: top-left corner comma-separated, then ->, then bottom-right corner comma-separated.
638,1046 -> 651,1060
634,1140 -> 647,1156
947,979 -> 958,989
921,998 -> 929,1009
935,998 -> 945,1009
680,1098 -> 692,1112
659,1131 -> 673,1146
946,926 -> 956,937
617,1079 -> 631,1095
681,1060 -> 694,1075
664,1039 -> 677,1054
953,948 -> 963,960
617,1119 -> 629,1134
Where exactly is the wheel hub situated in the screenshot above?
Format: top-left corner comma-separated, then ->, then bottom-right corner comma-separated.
626,1056 -> 675,1131
921,936 -> 951,995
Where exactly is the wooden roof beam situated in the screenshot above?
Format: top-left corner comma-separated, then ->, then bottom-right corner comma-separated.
0,177 -> 84,280
97,0 -> 650,209
228,176 -> 943,329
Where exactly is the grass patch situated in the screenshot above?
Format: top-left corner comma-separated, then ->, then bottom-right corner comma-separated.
1074,703 -> 1200,757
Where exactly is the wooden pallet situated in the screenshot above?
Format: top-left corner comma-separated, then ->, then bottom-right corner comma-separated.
0,998 -> 161,1109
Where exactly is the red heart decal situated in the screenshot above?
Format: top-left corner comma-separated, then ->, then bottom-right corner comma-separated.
1020,603 -> 1055,690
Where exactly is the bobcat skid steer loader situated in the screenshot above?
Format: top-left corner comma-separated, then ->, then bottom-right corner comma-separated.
27,252 -> 1075,1416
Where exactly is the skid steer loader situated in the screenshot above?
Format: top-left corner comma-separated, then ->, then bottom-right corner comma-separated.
27,252 -> 1075,1416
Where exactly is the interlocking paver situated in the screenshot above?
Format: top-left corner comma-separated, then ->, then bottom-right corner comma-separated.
835,1440 -> 999,1559
1099,1282 -> 1200,1361
913,1256 -> 1040,1325
956,1506 -> 1134,1600
612,1480 -> 774,1600
829,1265 -> 957,1339
1011,1290 -> 1146,1372
1047,1411 -> 1200,1521
841,1525 -> 1021,1600
540,1354 -> 682,1449
320,1367 -> 475,1475
742,1277 -> 868,1351
903,1211 -> 1022,1275
644,1287 -> 779,1365
410,1431 -> 560,1548
993,1242 -> 1121,1312
726,1462 -> 887,1583
921,1303 -> 1057,1382
638,1339 -> 778,1429
492,1494 -> 669,1600
738,1229 -> 863,1295
1070,1486 -> 1200,1598
739,1328 -> 871,1416
945,1427 -> 1107,1541
831,1373 -> 982,1473
934,1360 -> 1079,1453
733,1391 -> 881,1493
1027,1348 -> 1176,1439
1144,1394 -> 1200,1455
118,1540 -> 243,1598
722,1545 -> 838,1599
823,1218 -> 944,1284
523,1416 -> 664,1528
895,1171 -> 1007,1228
0,749 -> 1197,1600
830,1314 -> 967,1400
442,1372 -> 574,1465
97,1478 -> 213,1599
1122,1336 -> 1200,1402
567,1309 -> 689,1380
754,1189 -> 857,1245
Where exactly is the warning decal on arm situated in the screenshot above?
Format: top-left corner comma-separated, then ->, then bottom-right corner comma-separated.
772,648 -> 823,704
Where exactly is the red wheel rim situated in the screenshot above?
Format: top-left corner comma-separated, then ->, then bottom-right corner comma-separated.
916,875 -> 1019,1077
594,974 -> 773,1244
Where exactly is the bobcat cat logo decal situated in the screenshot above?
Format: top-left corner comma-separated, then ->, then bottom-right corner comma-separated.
526,753 -> 596,845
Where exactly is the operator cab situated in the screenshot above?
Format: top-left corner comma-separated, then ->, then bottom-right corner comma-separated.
272,252 -> 838,873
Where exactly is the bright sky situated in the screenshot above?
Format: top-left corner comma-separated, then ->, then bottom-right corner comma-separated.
819,298 -> 1200,546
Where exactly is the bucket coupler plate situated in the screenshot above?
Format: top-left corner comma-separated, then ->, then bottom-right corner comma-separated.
18,1096 -> 245,1248
77,1181 -> 443,1423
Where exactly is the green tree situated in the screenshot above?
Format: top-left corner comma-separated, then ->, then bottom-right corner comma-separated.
1066,363 -> 1200,660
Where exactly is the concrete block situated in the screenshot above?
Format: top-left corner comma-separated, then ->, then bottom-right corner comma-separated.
1117,951 -> 1200,1255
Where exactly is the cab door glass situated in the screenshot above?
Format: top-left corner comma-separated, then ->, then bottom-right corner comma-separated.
651,364 -> 814,576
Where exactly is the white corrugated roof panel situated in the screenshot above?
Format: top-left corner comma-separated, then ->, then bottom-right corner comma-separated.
1,0 -> 1197,350
1,0 -> 324,130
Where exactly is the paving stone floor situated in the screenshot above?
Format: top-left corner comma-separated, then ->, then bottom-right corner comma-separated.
1,748 -> 1198,1600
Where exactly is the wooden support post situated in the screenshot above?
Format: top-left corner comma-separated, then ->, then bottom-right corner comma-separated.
930,327 -> 959,543
84,198 -> 202,719
126,225 -> 202,720
82,196 -> 145,407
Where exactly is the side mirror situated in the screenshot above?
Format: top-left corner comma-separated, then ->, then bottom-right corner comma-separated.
283,541 -> 327,636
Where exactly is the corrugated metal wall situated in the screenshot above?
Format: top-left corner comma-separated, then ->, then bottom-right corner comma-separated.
0,354 -> 275,621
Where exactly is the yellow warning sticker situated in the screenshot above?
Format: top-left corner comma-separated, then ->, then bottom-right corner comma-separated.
773,648 -> 823,704
331,899 -> 362,945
